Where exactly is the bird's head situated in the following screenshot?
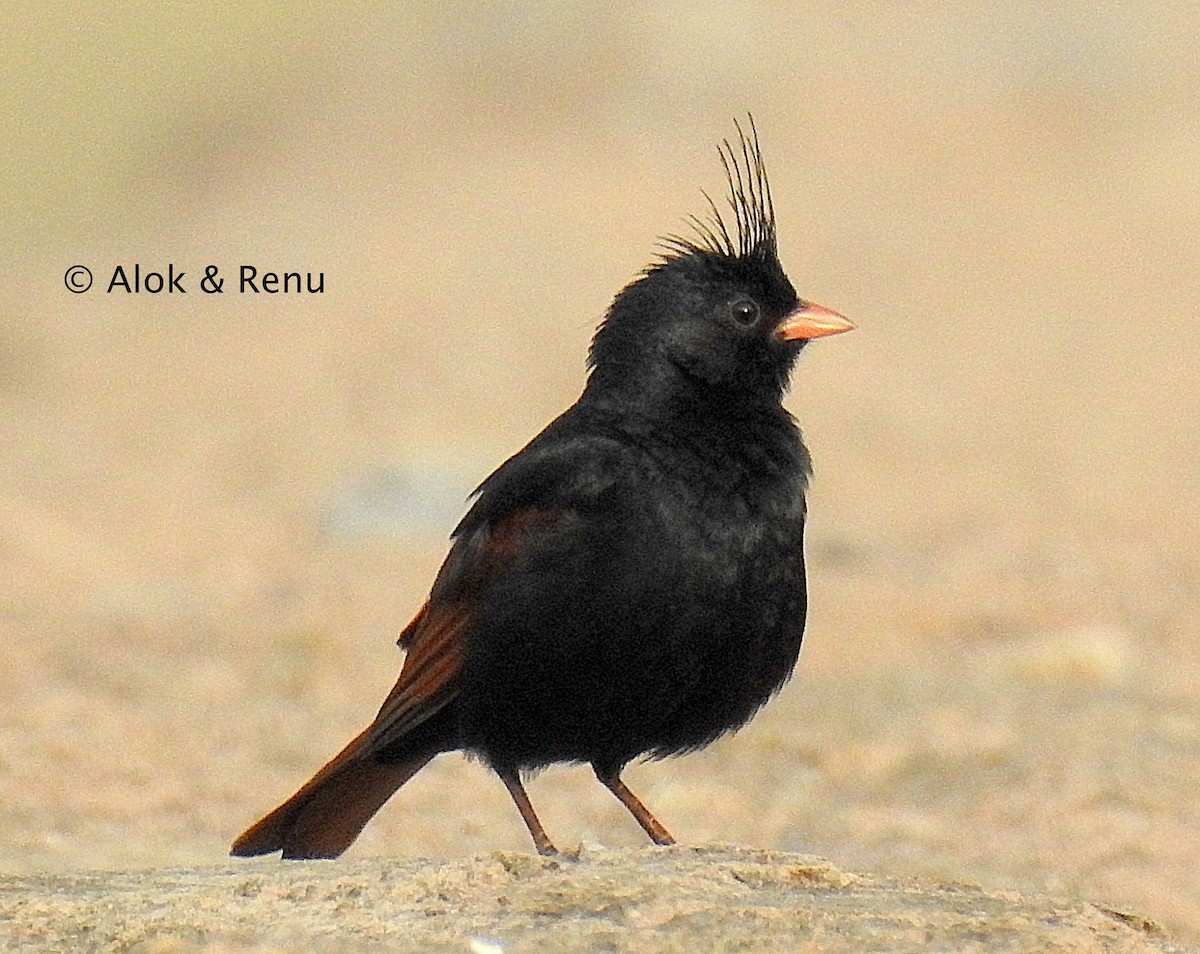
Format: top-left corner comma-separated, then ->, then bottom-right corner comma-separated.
587,119 -> 853,409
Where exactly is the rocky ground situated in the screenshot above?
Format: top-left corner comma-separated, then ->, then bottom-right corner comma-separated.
1,846 -> 1184,953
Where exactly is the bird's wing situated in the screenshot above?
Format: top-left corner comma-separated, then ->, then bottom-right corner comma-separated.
364,428 -> 622,755
364,509 -> 565,753
228,501 -> 573,859
229,428 -> 623,859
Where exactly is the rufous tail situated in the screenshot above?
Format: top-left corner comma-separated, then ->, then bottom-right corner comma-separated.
230,726 -> 433,859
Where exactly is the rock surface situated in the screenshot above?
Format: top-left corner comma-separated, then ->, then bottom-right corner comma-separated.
1,846 -> 1184,954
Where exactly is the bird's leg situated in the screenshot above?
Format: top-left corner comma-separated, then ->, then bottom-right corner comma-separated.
497,768 -> 558,856
594,766 -> 676,846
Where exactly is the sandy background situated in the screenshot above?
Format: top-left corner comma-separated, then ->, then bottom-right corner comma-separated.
3,2 -> 1199,949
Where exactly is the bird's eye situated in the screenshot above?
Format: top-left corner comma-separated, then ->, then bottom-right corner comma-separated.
730,300 -> 760,326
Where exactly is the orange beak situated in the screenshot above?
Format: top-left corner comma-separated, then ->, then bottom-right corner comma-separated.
776,301 -> 855,341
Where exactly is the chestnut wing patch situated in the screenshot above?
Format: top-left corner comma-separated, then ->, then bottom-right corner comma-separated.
363,509 -> 565,754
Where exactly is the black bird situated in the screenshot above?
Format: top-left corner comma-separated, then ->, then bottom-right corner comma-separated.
231,119 -> 854,859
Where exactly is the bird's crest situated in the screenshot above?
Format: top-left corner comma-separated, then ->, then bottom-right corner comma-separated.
659,115 -> 778,265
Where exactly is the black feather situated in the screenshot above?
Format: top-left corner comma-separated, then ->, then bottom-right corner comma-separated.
658,115 -> 777,265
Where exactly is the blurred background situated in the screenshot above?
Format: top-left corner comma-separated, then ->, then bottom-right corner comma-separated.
3,0 -> 1199,943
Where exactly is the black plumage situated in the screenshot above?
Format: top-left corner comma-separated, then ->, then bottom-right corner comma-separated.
231,118 -> 853,859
